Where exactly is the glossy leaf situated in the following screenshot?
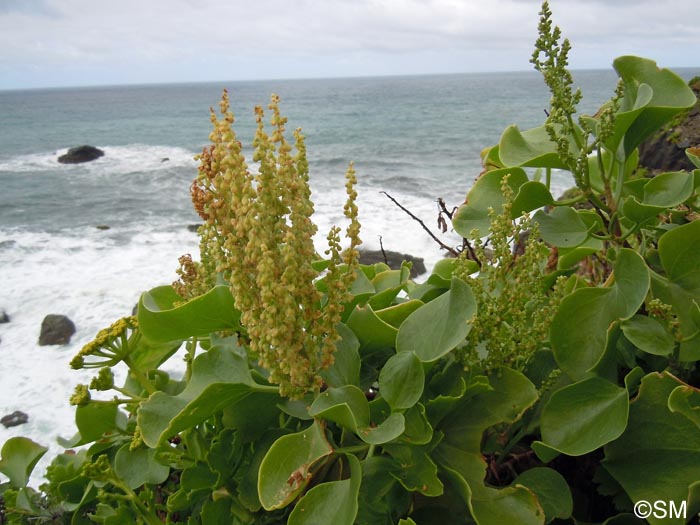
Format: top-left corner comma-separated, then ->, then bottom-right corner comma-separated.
642,171 -> 694,207
321,323 -> 361,388
138,344 -> 278,447
603,372 -> 700,525
379,351 -> 425,410
514,468 -> 572,523
435,369 -> 541,525
651,221 -> 700,360
288,455 -> 361,525
533,207 -> 589,248
258,422 -> 333,511
309,386 -> 406,445
541,377 -> 629,456
138,284 -> 241,343
347,304 -> 398,355
452,167 -> 529,237
114,444 -> 170,489
551,249 -> 649,379
613,56 -> 697,154
396,277 -> 476,362
499,124 -> 573,169
0,438 -> 47,488
621,315 -> 674,356
512,180 -> 555,216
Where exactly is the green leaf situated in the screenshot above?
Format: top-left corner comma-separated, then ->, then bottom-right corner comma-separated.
375,300 -> 424,329
499,124 -> 572,169
514,468 -> 572,524
541,377 -> 629,456
642,171 -> 694,207
396,277 -> 476,362
551,249 -> 649,379
137,344 -> 278,447
452,167 -> 529,238
533,207 -> 589,248
137,284 -> 241,343
512,181 -> 555,216
379,351 -> 425,410
433,369 -> 542,525
603,372 -> 700,525
651,221 -> 700,360
309,386 -> 406,445
288,455 -> 361,525
0,438 -> 47,488
321,323 -> 361,388
113,444 -> 170,489
384,443 -> 444,497
668,385 -> 700,430
613,56 -> 697,154
347,304 -> 398,355
621,315 -> 675,356
258,422 -> 333,511
58,402 -> 123,448
687,147 -> 700,169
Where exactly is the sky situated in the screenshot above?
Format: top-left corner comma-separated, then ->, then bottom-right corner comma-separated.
0,0 -> 698,90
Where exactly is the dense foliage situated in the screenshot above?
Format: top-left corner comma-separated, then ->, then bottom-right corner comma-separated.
2,3 -> 700,524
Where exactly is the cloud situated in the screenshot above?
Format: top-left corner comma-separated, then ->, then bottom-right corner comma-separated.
0,0 -> 697,89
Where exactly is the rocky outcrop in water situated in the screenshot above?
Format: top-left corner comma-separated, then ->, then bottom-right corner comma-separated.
58,145 -> 104,164
38,314 -> 76,345
359,249 -> 426,277
1,411 -> 28,428
0,310 -> 9,323
638,77 -> 700,173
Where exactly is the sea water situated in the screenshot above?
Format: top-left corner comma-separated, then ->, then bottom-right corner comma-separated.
1,68 -> 697,482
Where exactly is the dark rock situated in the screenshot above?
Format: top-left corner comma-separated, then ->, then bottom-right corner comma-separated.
38,314 -> 76,346
96,225 -> 110,230
161,157 -> 170,162
638,77 -> 700,173
359,249 -> 426,278
187,224 -> 202,232
58,145 -> 104,164
0,310 -> 9,323
1,411 -> 28,428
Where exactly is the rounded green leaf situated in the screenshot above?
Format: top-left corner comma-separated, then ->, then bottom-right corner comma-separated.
396,277 -> 476,362
533,207 -> 589,248
114,444 -> 170,489
551,249 -> 649,379
541,377 -> 629,456
512,181 -> 554,216
642,171 -> 694,207
288,455 -> 361,525
452,167 -> 529,238
258,422 -> 333,511
603,372 -> 700,525
379,351 -> 425,410
514,467 -> 573,523
621,315 -> 675,356
0,437 -> 47,488
138,284 -> 241,343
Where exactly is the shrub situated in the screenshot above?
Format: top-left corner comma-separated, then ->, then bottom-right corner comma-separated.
2,2 -> 699,524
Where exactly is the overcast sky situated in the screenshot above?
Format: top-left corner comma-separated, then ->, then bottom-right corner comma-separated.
1,0 -> 698,90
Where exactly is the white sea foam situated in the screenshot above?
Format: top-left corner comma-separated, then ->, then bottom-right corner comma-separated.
0,144 -> 197,175
0,223 -> 199,483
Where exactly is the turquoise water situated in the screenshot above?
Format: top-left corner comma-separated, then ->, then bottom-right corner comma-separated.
1,69 -> 698,476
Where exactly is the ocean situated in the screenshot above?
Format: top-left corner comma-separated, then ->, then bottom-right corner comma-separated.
1,68 -> 698,481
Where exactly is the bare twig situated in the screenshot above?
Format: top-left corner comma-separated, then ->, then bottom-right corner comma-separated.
381,191 -> 460,257
378,236 -> 388,265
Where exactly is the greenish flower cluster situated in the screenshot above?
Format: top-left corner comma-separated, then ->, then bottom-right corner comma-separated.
188,91 -> 361,397
456,178 -> 563,372
70,316 -> 139,370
